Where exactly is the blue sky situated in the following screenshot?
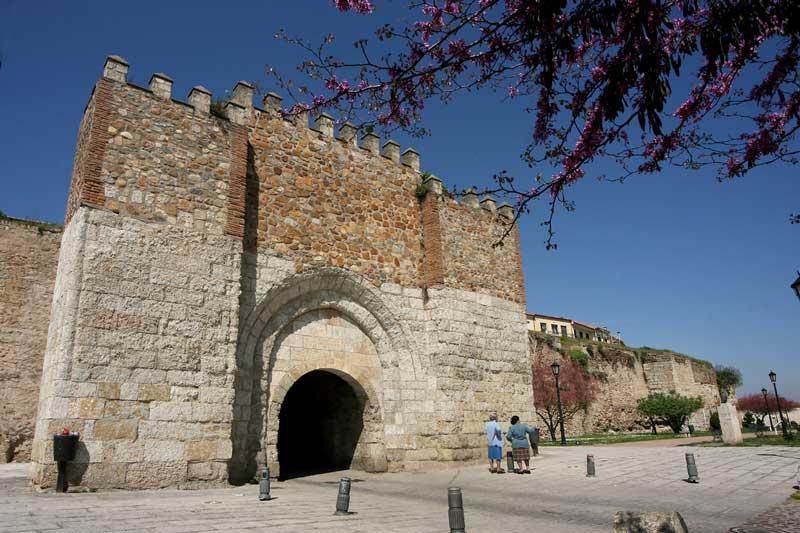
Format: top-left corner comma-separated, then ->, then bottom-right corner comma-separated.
1,1 -> 797,398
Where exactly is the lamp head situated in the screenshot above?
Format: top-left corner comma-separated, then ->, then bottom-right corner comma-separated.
550,360 -> 561,376
769,370 -> 777,383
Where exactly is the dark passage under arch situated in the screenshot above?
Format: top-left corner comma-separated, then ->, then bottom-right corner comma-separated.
277,370 -> 365,479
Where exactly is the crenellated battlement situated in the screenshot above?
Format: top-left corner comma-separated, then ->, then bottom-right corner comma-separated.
64,54 -> 525,301
100,55 -> 515,218
100,55 -> 520,230
101,56 -> 426,174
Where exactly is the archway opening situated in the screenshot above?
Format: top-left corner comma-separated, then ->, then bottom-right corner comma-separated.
277,370 -> 365,479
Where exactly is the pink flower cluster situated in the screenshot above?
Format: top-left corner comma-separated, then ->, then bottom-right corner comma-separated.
638,132 -> 682,173
289,0 -> 800,203
333,0 -> 373,14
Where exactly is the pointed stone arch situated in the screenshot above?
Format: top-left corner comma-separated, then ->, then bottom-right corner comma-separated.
229,267 -> 418,482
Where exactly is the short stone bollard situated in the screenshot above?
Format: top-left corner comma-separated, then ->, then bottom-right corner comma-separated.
506,450 -> 514,472
334,477 -> 352,516
258,468 -> 271,501
586,454 -> 596,477
685,453 -> 699,483
448,487 -> 466,533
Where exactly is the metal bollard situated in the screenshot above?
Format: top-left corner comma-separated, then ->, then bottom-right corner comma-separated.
448,487 -> 466,533
586,454 -> 596,477
258,467 -> 271,501
334,477 -> 352,515
685,453 -> 699,483
506,450 -> 514,472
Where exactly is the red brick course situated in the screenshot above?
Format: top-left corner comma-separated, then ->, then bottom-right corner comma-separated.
420,193 -> 444,288
64,79 -> 113,224
225,125 -> 248,240
514,224 -> 527,307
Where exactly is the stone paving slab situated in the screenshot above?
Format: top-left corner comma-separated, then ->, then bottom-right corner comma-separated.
0,445 -> 798,532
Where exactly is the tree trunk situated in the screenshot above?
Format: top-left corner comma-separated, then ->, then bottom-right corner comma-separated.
536,409 -> 558,441
667,416 -> 685,434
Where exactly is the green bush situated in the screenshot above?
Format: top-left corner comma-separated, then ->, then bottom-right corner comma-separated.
415,181 -> 430,200
637,392 -> 704,434
210,98 -> 229,119
568,349 -> 588,370
715,365 -> 743,395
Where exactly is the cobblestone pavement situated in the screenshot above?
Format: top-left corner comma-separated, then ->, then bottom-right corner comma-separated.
728,496 -> 800,533
1,445 -> 798,532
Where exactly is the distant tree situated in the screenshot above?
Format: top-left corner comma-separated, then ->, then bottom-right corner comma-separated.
742,411 -> 756,428
532,357 -> 599,441
715,365 -> 743,395
736,393 -> 800,427
637,392 -> 704,434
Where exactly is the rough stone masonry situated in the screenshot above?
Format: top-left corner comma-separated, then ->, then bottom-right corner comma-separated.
28,56 -> 534,489
0,218 -> 62,463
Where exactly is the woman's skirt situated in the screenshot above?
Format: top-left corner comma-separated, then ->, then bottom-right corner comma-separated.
487,445 -> 502,460
512,446 -> 530,463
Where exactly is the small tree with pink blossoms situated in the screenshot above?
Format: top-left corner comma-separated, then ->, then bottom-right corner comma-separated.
532,357 -> 599,441
737,392 -> 800,428
274,1 -> 800,246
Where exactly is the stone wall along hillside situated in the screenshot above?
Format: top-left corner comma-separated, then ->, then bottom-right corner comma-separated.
529,333 -> 721,436
0,218 -> 62,462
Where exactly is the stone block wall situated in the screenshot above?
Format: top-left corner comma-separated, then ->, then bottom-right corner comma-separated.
29,56 -> 533,489
30,209 -> 241,488
642,353 -> 720,428
439,199 -> 525,304
422,287 -> 533,461
529,334 -> 721,436
0,219 -> 62,462
82,80 -> 240,235
246,102 -> 423,286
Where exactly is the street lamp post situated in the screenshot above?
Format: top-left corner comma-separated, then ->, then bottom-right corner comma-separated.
761,388 -> 775,432
769,370 -> 790,438
551,361 -> 567,446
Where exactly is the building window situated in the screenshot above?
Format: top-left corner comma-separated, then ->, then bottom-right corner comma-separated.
540,323 -> 547,332
560,325 -> 568,336
551,324 -> 559,334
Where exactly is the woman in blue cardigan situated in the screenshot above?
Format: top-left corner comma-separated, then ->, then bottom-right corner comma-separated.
506,415 -> 535,474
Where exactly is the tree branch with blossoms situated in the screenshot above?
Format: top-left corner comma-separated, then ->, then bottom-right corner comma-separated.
271,0 -> 800,247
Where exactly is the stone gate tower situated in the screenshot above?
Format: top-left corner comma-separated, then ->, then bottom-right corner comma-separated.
30,56 -> 533,489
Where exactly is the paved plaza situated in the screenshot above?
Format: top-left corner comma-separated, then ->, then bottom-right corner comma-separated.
0,445 -> 798,532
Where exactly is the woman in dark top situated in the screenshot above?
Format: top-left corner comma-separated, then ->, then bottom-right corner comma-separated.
506,415 -> 534,474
